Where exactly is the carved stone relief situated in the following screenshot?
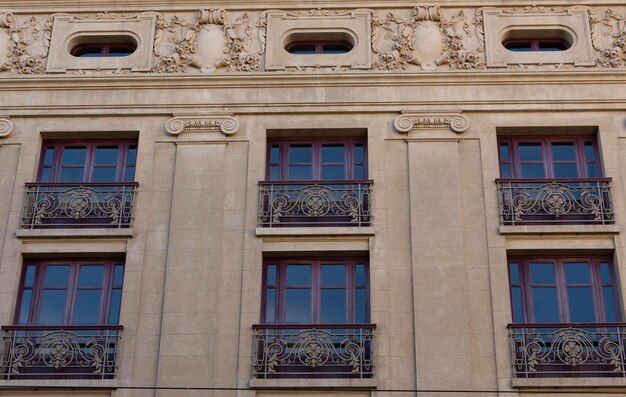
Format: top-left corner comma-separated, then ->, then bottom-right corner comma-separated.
394,112 -> 469,134
165,114 -> 240,136
0,11 -> 46,74
0,116 -> 13,137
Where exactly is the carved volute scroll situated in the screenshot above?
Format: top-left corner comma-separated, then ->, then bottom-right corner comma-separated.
394,112 -> 469,134
165,114 -> 240,136
0,116 -> 13,137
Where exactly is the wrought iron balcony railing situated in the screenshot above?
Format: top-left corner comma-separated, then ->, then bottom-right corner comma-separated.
252,324 -> 375,379
0,325 -> 123,379
496,178 -> 614,225
509,323 -> 626,378
258,180 -> 372,227
20,182 -> 138,229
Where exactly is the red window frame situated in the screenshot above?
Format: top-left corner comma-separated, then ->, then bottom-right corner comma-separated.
37,140 -> 137,183
70,43 -> 136,57
508,257 -> 620,324
266,138 -> 367,181
15,260 -> 124,326
503,38 -> 570,52
497,136 -> 601,179
285,41 -> 353,54
261,258 -> 369,325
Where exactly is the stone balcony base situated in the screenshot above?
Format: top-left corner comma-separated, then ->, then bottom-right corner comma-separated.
250,378 -> 377,389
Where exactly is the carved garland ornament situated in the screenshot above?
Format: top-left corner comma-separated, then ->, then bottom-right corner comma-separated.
165,114 -> 240,136
394,112 -> 469,134
0,116 -> 12,137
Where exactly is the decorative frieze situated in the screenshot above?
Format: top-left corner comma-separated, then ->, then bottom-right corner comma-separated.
165,114 -> 240,136
394,112 -> 469,134
0,117 -> 13,137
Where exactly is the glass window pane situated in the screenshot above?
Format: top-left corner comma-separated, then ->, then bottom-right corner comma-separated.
567,287 -> 596,322
113,265 -> 124,287
499,143 -> 509,161
124,166 -> 136,182
321,145 -> 345,163
38,290 -> 67,325
587,164 -> 597,178
18,290 -> 32,325
551,143 -> 576,161
288,165 -> 312,180
127,147 -> 137,165
79,265 -> 104,287
285,289 -> 311,324
355,287 -> 366,323
529,263 -> 555,284
288,44 -> 316,54
59,167 -> 85,182
603,287 -> 616,322
600,263 -> 612,284
500,164 -> 511,179
355,264 -> 365,285
91,167 -> 117,182
564,262 -> 590,284
585,143 -> 596,161
286,265 -> 311,285
44,265 -> 70,287
354,145 -> 364,163
553,163 -> 579,178
288,145 -> 312,163
511,287 -> 523,323
269,166 -> 279,180
62,147 -> 86,165
320,289 -> 346,323
73,290 -> 102,325
519,143 -> 543,161
24,265 -> 36,287
266,264 -> 276,286
354,165 -> 365,180
532,287 -> 560,323
43,147 -> 55,165
265,289 -> 275,323
321,165 -> 345,180
270,146 -> 280,163
108,289 -> 122,324
321,265 -> 346,286
509,263 -> 519,284
40,168 -> 52,182
94,147 -> 119,164
520,164 -> 545,179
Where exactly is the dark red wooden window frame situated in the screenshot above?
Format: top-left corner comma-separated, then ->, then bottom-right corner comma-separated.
497,136 -> 601,179
14,260 -> 124,326
503,38 -> 570,52
37,140 -> 137,183
285,41 -> 353,54
70,43 -> 137,57
508,256 -> 620,324
261,258 -> 370,325
266,138 -> 367,181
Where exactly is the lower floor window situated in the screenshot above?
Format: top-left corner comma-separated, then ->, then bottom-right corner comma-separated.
16,260 -> 124,326
262,258 -> 369,325
508,257 -> 620,324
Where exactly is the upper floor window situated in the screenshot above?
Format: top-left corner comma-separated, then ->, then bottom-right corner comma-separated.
16,260 -> 124,326
262,258 -> 369,325
503,39 -> 570,52
38,141 -> 137,183
498,136 -> 600,179
508,257 -> 619,324
286,41 -> 353,54
267,139 -> 366,181
70,36 -> 138,58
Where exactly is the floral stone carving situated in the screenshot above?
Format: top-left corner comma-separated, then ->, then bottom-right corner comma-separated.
394,112 -> 469,134
0,11 -> 46,74
165,114 -> 240,136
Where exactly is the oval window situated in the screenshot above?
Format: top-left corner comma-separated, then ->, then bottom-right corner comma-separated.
284,32 -> 355,55
501,29 -> 573,52
69,35 -> 138,58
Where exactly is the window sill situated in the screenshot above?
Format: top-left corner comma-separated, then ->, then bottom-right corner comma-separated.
499,224 -> 619,235
16,228 -> 134,239
512,377 -> 626,389
250,378 -> 377,389
256,226 -> 374,237
0,379 -> 117,389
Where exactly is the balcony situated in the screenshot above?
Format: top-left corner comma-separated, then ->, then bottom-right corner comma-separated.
496,178 -> 614,226
509,323 -> 626,378
258,181 -> 372,227
252,324 -> 375,379
20,182 -> 138,229
0,325 -> 122,379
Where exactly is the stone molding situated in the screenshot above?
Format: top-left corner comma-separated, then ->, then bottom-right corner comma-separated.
165,114 -> 240,136
0,116 -> 13,137
394,112 -> 469,134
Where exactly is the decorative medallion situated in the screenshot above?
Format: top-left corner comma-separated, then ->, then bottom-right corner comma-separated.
0,116 -> 13,137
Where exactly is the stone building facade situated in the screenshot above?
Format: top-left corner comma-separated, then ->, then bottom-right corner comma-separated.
0,1 -> 625,397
